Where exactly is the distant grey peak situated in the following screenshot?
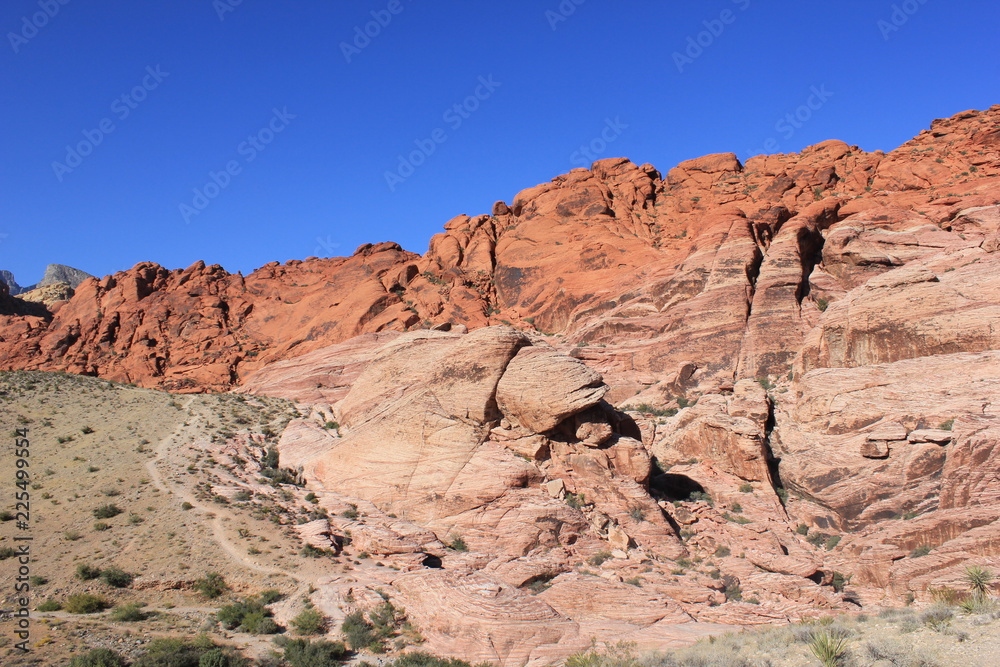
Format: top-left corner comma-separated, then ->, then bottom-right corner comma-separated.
0,270 -> 24,295
37,264 -> 94,289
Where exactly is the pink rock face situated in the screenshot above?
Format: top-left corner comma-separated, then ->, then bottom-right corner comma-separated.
3,105 -> 1000,659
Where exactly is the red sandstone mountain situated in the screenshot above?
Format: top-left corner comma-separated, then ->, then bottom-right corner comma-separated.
2,107 -> 999,659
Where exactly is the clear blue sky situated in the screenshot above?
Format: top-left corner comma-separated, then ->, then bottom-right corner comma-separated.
2,0 -> 997,284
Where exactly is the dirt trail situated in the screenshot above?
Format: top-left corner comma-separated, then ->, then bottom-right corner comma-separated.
144,399 -> 306,583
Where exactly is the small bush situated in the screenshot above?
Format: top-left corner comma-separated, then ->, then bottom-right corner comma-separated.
69,648 -> 127,667
282,638 -> 348,667
195,572 -> 228,599
911,544 -> 932,558
714,545 -> 731,558
102,566 -> 135,588
111,603 -> 149,622
77,563 -> 103,580
94,521 -> 111,531
181,501 -> 194,510
921,604 -> 954,631
291,606 -> 327,635
132,636 -> 216,667
939,418 -> 955,431
93,504 -> 123,519
387,652 -> 484,667
588,551 -> 612,566
738,483 -> 753,493
37,599 -> 62,612
808,630 -> 848,667
628,507 -> 646,522
448,535 -> 469,552
65,593 -> 111,614
342,610 -> 379,651
796,523 -> 809,535
217,598 -> 280,634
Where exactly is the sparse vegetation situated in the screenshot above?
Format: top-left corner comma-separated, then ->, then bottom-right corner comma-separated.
93,503 -> 123,519
194,572 -> 229,599
291,604 -> 327,635
65,593 -> 111,614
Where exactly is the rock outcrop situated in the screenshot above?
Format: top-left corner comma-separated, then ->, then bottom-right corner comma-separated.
2,105 -> 1000,660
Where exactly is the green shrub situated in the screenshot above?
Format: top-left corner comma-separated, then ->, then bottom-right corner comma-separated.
197,648 -> 249,667
714,545 -> 731,558
910,544 -> 931,558
65,593 -> 111,614
387,652 -> 485,667
69,648 -> 127,667
111,603 -> 148,622
195,572 -> 228,599
808,630 -> 848,667
282,638 -> 348,667
291,606 -> 327,635
921,604 -> 953,631
77,563 -> 103,580
102,566 -> 135,588
342,610 -> 379,651
939,419 -> 955,431
37,599 -> 62,611
738,483 -> 753,493
448,535 -> 468,552
217,598 -> 280,634
181,501 -> 194,510
93,504 -> 123,519
132,636 -> 216,667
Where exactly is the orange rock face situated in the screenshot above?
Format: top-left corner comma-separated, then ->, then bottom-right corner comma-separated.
2,106 -> 1000,655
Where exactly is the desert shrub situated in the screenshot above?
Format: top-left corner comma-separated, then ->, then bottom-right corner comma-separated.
964,565 -> 995,599
911,544 -> 931,558
258,589 -> 284,604
564,641 -> 640,667
111,603 -> 149,622
722,576 -> 742,602
93,504 -> 123,519
738,483 -> 753,493
588,551 -> 612,566
808,630 -> 848,666
181,501 -> 194,510
216,598 -> 280,634
65,593 -> 111,614
921,604 -> 954,631
37,599 -> 62,611
387,653 -> 488,667
796,523 -> 809,535
132,636 -> 215,667
76,563 -> 103,580
195,573 -> 228,599
448,535 -> 468,552
69,648 -> 128,667
625,403 -> 678,418
291,606 -> 327,635
342,610 -> 378,651
714,545 -> 731,558
281,638 -> 347,667
101,566 -> 135,588
197,648 -> 249,667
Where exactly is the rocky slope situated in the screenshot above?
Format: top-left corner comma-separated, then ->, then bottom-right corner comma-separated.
1,106 -> 999,663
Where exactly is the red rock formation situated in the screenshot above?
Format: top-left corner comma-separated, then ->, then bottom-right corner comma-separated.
2,106 -> 1000,639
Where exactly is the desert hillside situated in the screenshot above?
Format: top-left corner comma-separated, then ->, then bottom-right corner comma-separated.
1,106 -> 999,666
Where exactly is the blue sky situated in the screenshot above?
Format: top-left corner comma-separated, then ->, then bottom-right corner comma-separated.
2,0 -> 997,284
